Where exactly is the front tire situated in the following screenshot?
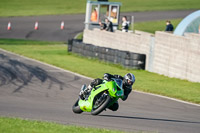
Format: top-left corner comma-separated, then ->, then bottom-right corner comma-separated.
72,99 -> 83,114
91,94 -> 111,115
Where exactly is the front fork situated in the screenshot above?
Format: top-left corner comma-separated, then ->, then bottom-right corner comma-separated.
107,97 -> 118,108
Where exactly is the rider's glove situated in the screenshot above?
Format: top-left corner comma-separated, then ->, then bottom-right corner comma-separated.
103,73 -> 109,81
114,75 -> 123,80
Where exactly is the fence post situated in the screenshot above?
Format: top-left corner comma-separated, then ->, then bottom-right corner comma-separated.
131,16 -> 134,33
68,39 -> 73,52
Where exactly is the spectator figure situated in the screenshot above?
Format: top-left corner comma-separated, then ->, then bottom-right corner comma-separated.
110,7 -> 118,23
99,21 -> 106,30
121,16 -> 129,32
105,18 -> 113,32
165,20 -> 174,31
91,8 -> 98,22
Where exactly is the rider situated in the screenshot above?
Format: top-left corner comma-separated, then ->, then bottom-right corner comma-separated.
79,73 -> 135,111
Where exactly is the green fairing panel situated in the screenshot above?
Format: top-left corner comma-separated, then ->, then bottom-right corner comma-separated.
78,80 -> 123,112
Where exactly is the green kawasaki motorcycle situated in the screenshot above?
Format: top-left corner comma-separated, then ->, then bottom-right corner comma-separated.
72,78 -> 124,115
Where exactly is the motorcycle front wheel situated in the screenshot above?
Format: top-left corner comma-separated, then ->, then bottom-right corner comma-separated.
91,92 -> 111,115
72,99 -> 83,114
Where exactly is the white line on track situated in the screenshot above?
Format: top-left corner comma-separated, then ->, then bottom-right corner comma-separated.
0,48 -> 199,107
134,90 -> 200,107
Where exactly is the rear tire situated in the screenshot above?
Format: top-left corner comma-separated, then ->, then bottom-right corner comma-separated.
72,99 -> 83,114
91,94 -> 111,115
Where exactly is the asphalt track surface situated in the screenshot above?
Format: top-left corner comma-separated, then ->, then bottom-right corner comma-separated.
0,49 -> 200,133
0,10 -> 196,41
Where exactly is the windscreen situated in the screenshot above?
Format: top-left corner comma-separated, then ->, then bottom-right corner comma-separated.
113,78 -> 123,90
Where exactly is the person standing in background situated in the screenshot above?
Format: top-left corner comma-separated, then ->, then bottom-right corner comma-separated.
91,8 -> 98,22
121,16 -> 129,32
165,20 -> 174,32
105,18 -> 113,32
99,21 -> 106,30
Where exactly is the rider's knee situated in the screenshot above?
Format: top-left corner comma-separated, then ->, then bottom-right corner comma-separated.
108,103 -> 119,111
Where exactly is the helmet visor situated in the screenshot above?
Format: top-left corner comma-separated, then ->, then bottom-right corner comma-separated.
127,79 -> 133,86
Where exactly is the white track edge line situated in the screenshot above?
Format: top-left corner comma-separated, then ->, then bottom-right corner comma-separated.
134,90 -> 200,107
1,48 -> 199,107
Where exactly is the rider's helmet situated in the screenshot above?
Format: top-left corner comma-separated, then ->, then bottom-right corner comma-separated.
123,73 -> 135,87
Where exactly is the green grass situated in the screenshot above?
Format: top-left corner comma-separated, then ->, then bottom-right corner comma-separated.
0,39 -> 200,104
0,117 -> 126,133
0,0 -> 200,17
120,0 -> 200,12
134,19 -> 182,33
75,32 -> 84,40
0,38 -> 63,45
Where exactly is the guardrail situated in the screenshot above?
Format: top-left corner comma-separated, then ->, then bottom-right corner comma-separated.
68,39 -> 146,70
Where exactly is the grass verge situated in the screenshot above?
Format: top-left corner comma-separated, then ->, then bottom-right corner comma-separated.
134,19 -> 182,34
0,117 -> 126,133
0,39 -> 199,104
0,0 -> 200,17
